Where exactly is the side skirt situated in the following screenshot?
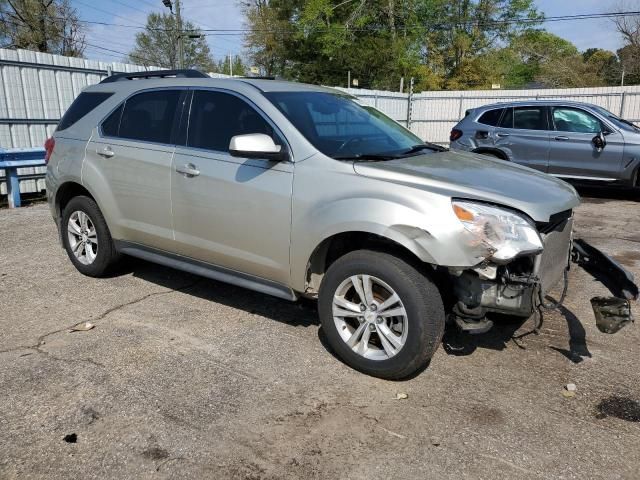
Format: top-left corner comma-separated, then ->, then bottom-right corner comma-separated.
115,240 -> 298,302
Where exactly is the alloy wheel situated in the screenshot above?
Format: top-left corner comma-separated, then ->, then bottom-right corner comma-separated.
332,274 -> 408,360
67,210 -> 98,265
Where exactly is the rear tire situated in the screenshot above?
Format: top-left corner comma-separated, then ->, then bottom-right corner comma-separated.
318,250 -> 445,380
61,196 -> 120,277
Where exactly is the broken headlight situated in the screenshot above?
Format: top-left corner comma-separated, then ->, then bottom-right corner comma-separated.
452,200 -> 543,263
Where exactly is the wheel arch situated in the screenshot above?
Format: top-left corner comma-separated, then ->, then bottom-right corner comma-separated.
472,147 -> 509,160
302,230 -> 436,295
54,181 -> 96,219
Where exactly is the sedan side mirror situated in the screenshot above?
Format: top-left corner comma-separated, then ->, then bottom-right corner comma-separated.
592,132 -> 607,152
229,134 -> 288,162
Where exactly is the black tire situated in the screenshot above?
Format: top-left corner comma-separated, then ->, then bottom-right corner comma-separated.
318,250 -> 445,380
61,195 -> 120,277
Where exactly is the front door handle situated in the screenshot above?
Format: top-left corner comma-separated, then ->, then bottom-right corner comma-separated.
554,136 -> 569,141
97,146 -> 114,158
496,132 -> 510,138
176,163 -> 200,177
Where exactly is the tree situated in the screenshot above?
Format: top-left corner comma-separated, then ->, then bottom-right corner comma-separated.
244,0 -> 543,90
0,0 -> 85,56
215,55 -> 248,76
127,13 -> 214,70
611,3 -> 640,85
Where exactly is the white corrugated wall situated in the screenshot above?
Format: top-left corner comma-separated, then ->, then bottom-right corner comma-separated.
3,46 -> 640,196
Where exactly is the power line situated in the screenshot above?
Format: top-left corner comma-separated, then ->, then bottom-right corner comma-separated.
74,0 -> 147,27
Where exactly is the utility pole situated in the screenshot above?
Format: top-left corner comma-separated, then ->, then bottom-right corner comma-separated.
163,0 -> 184,69
347,70 -> 351,88
621,66 -> 626,87
228,53 -> 233,76
176,0 -> 184,69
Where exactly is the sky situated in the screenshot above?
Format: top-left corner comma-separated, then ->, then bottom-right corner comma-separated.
76,0 -> 637,66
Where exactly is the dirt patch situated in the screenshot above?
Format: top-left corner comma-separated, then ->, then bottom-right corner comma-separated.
469,406 -> 505,426
141,447 -> 170,460
595,396 -> 640,422
614,250 -> 640,267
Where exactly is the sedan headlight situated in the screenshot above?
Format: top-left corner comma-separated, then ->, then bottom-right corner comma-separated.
452,200 -> 543,263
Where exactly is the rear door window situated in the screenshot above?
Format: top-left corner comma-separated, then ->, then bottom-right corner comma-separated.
57,92 -> 113,131
552,107 -> 603,133
499,108 -> 513,128
477,108 -> 504,126
513,107 -> 547,130
187,90 -> 280,153
116,90 -> 181,144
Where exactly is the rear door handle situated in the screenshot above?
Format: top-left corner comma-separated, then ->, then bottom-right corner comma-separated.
97,146 -> 114,158
175,163 -> 200,177
496,132 -> 510,138
554,136 -> 569,141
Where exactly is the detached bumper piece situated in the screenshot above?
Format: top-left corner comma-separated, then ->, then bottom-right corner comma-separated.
572,239 -> 638,334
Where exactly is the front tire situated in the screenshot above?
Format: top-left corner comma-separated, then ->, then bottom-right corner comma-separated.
318,250 -> 445,380
61,196 -> 119,277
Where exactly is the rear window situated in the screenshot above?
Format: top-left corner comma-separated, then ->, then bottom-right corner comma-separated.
513,107 -> 547,130
57,92 -> 113,131
477,108 -> 503,126
499,108 -> 513,128
103,90 -> 181,144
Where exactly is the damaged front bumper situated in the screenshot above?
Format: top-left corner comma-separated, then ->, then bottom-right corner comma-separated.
449,233 -> 638,335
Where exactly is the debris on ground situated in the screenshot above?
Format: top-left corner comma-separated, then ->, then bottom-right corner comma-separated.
395,393 -> 408,400
63,433 -> 77,443
430,436 -> 441,446
562,384 -> 577,398
70,322 -> 95,332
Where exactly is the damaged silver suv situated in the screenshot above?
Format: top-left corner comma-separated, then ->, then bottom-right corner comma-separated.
46,70 -> 637,379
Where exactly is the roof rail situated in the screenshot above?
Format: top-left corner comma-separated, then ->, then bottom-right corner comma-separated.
100,69 -> 209,83
240,76 -> 277,80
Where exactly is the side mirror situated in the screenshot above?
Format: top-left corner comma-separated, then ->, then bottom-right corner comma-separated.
592,132 -> 606,152
229,134 -> 288,162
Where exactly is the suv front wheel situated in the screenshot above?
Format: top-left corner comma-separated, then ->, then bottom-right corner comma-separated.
61,196 -> 120,277
318,250 -> 445,379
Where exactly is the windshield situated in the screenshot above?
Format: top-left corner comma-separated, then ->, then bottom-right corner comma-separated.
264,91 -> 431,160
592,105 -> 640,133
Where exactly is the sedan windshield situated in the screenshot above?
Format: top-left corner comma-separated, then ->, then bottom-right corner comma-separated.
264,91 -> 436,160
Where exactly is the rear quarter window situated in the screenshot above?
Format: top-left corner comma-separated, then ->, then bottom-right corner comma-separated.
477,108 -> 504,126
57,92 -> 113,131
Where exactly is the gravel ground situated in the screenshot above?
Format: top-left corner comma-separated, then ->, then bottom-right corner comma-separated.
1,189 -> 639,479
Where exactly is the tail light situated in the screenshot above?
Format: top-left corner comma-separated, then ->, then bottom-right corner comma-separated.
450,129 -> 463,142
44,137 -> 55,164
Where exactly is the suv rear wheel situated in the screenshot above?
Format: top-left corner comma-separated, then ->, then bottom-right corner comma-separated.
61,196 -> 119,277
318,250 -> 445,379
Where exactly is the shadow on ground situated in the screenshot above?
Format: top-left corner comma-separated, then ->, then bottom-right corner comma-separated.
574,185 -> 639,203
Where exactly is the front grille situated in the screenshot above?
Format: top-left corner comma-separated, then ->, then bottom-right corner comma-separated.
537,217 -> 573,294
536,209 -> 573,234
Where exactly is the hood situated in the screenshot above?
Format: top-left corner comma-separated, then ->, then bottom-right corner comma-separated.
353,150 -> 580,222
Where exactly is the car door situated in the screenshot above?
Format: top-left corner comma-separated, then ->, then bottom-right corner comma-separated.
493,106 -> 550,172
547,106 -> 624,181
85,89 -> 185,251
170,89 -> 294,285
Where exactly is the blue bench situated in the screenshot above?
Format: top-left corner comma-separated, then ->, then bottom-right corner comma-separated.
0,148 -> 47,208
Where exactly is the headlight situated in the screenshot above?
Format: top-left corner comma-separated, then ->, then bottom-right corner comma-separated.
452,200 -> 543,263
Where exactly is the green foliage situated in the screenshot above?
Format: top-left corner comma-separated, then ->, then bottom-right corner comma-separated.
128,13 -> 214,71
215,55 -> 248,76
243,0 -> 635,90
0,0 -> 85,56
